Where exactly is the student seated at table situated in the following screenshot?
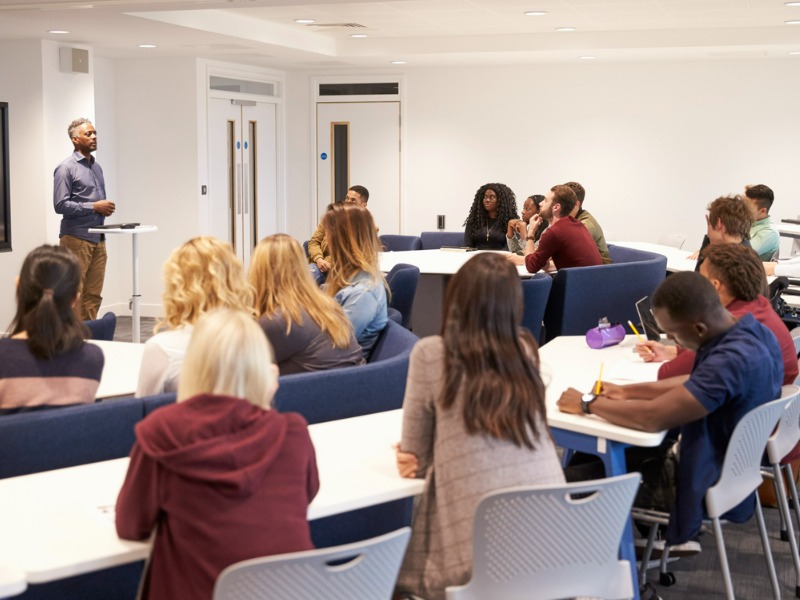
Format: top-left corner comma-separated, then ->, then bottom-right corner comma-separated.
558,271 -> 783,554
636,243 -> 798,385
463,182 -> 519,250
116,308 -> 319,600
688,194 -> 754,270
249,233 -> 364,375
506,193 -> 547,254
394,253 -> 565,600
323,204 -> 388,358
135,236 -> 254,397
565,180 -> 612,264
0,245 -> 103,414
744,184 -> 780,261
507,184 -> 603,273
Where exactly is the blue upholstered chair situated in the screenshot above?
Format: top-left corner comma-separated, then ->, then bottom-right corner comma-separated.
379,234 -> 422,252
420,231 -> 466,250
385,263 -> 421,329
520,274 -> 552,345
542,247 -> 667,342
272,320 -> 419,425
84,311 -> 117,341
303,240 -> 310,258
142,392 -> 177,416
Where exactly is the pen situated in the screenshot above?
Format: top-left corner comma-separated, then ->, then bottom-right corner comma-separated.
595,362 -> 603,395
627,320 -> 653,354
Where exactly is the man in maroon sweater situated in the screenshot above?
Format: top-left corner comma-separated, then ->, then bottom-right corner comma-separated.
508,184 -> 602,273
636,243 -> 797,385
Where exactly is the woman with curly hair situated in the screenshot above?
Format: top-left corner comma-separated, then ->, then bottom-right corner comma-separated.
462,182 -> 519,250
249,234 -> 363,374
135,236 -> 255,397
323,205 -> 388,357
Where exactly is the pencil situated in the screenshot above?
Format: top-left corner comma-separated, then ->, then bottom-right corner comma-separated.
627,320 -> 653,354
595,362 -> 603,395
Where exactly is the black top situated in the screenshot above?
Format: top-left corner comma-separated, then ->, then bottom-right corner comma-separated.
464,218 -> 508,250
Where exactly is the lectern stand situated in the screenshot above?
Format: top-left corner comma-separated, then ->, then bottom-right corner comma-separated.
88,225 -> 158,343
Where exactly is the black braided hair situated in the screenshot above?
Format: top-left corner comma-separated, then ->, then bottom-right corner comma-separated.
462,183 -> 519,238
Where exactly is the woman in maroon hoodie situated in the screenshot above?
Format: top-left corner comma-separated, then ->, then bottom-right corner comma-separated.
116,308 -> 319,600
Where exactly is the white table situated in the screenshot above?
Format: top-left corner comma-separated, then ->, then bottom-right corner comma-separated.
88,226 -> 157,344
379,249 -> 531,336
0,566 -> 25,598
779,222 -> 800,240
88,340 -> 145,400
611,241 -> 696,273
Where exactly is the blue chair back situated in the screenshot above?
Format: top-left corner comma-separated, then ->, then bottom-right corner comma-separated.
84,312 -> 117,341
542,251 -> 667,342
303,240 -> 310,258
386,264 -> 421,329
608,244 -> 667,265
142,392 -> 177,416
520,274 -> 552,344
420,231 -> 466,250
273,321 -> 418,424
379,234 -> 422,252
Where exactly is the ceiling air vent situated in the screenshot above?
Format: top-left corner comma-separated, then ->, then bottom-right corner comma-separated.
306,23 -> 366,29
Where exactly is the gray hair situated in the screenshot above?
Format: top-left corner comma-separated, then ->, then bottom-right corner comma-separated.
67,118 -> 92,139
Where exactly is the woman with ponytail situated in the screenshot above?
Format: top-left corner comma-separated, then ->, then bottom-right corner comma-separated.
0,245 -> 103,413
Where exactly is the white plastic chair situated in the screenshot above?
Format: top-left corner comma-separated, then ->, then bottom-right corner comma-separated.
446,473 -> 640,600
212,527 -> 410,600
792,327 -> 800,386
656,233 -> 688,249
635,391 -> 793,600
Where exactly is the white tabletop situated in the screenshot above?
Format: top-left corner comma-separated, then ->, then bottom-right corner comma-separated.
87,225 -> 158,235
379,249 -> 532,277
611,241 -> 695,273
779,222 -> 800,240
0,566 -> 25,598
89,340 -> 145,400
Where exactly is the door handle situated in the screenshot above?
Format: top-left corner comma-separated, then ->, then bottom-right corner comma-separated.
236,162 -> 242,215
243,162 -> 249,215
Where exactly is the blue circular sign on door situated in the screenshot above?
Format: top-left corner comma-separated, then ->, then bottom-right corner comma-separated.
244,141 -> 248,149
321,153 -> 328,160
236,141 -> 241,150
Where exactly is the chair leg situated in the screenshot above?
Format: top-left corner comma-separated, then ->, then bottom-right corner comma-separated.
755,494 -> 781,600
712,518 -> 736,600
774,464 -> 800,597
775,476 -> 790,540
639,523 -> 659,586
786,464 -> 800,541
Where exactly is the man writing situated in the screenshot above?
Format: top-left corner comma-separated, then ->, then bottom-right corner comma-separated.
508,184 -> 602,273
557,271 -> 783,548
54,118 -> 115,320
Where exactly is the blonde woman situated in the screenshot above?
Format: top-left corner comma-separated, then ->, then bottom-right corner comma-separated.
323,205 -> 388,357
249,234 -> 363,375
117,308 -> 319,600
135,236 -> 254,397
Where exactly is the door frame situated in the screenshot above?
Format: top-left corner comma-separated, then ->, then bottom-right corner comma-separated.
310,74 -> 406,233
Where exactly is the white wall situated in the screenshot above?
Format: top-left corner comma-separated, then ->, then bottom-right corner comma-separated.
287,60 -> 800,250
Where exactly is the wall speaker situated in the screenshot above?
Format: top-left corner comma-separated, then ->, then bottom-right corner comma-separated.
59,47 -> 89,74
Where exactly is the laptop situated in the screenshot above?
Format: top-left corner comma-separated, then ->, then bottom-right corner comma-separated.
635,296 -> 662,341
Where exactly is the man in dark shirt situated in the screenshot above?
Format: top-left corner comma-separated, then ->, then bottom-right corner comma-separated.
508,184 -> 602,273
53,118 -> 115,320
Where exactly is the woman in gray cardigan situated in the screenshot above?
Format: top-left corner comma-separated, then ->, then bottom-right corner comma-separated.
394,252 -> 565,600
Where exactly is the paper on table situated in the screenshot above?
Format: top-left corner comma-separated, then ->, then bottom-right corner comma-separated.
604,354 -> 661,382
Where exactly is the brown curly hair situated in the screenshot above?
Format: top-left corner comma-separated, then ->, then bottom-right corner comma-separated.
700,243 -> 768,301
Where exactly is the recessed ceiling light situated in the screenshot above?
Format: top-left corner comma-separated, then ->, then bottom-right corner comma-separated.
294,18 -> 315,24
350,33 -> 368,38
524,11 -> 547,16
138,44 -> 157,48
786,19 -> 800,24
391,60 -> 406,65
785,2 -> 800,6
48,30 -> 70,34
556,27 -> 576,32
789,50 -> 800,54
580,56 -> 596,60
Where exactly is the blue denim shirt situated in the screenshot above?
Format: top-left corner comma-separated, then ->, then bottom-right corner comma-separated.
334,271 -> 388,358
53,151 -> 107,243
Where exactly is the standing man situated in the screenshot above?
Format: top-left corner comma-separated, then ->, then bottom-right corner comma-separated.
744,184 -> 780,261
54,118 -> 115,320
308,185 -> 369,283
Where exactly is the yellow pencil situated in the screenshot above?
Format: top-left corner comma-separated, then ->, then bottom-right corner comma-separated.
627,320 -> 653,354
595,362 -> 603,395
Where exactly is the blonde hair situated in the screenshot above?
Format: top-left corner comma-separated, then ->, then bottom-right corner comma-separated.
177,308 -> 277,408
323,205 -> 387,297
249,234 -> 355,348
158,236 -> 255,332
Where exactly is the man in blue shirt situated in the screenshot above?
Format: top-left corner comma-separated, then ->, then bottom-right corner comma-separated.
558,271 -> 783,548
53,118 -> 115,320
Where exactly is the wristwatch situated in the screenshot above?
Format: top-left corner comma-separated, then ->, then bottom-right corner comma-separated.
581,392 -> 597,414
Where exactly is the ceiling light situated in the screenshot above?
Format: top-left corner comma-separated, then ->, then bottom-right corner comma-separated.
556,27 -> 576,32
391,61 -> 406,65
138,44 -> 157,48
294,18 -> 315,24
350,33 -> 368,38
524,11 -> 547,16
785,2 -> 800,6
789,51 -> 800,54
580,56 -> 596,60
786,19 -> 800,24
48,30 -> 70,34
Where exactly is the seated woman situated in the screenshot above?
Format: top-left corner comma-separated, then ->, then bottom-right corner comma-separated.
0,245 -> 103,413
506,193 -> 548,254
135,236 -> 253,397
323,205 -> 388,357
463,182 -> 519,250
394,252 -> 565,600
249,234 -> 364,375
116,308 -> 319,600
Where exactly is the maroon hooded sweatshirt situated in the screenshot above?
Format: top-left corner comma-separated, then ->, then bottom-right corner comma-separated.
116,393 -> 319,600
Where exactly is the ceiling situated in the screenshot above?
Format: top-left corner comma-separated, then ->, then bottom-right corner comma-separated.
0,0 -> 799,69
